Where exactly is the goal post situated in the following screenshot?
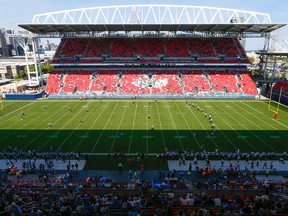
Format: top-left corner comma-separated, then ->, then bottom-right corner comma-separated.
0,99 -> 3,111
268,86 -> 282,119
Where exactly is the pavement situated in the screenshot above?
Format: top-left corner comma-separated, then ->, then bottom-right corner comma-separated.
0,159 -> 86,171
2,159 -> 288,184
167,159 -> 288,172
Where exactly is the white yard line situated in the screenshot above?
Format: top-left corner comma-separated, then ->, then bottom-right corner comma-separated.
145,102 -> 149,153
219,102 -> 275,151
73,102 -> 108,152
0,101 -> 36,119
51,101 -> 102,150
267,100 -> 288,109
0,102 -> 40,125
20,102 -> 80,150
37,102 -> 91,151
155,101 -> 167,151
128,101 -> 138,154
145,101 -> 151,153
174,101 -> 202,149
165,101 -> 184,151
185,102 -> 220,150
72,102 -> 105,151
2,102 -> 71,145
90,102 -> 119,153
210,102 -> 260,151
201,101 -> 238,150
232,102 -> 288,148
240,101 -> 288,129
109,102 -> 129,153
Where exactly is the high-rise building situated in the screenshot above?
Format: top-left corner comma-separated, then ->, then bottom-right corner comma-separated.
0,28 -> 9,57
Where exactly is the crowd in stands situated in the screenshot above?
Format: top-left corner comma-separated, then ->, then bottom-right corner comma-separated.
272,82 -> 288,105
1,169 -> 288,215
156,150 -> 283,161
1,146 -> 87,162
46,36 -> 259,98
1,186 -> 288,215
53,37 -> 246,60
1,147 -> 87,180
1,156 -> 288,216
1,186 -> 287,216
0,147 -> 288,215
46,70 -> 257,97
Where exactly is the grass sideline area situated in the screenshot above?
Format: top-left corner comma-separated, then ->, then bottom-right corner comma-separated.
0,99 -> 287,156
84,155 -> 169,170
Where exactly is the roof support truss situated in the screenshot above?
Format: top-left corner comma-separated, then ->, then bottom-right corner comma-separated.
31,5 -> 272,25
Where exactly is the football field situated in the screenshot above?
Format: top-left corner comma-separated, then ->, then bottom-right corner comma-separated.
0,99 -> 287,155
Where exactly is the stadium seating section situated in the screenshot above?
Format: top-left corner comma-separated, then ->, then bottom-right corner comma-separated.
46,69 -> 257,96
54,37 -> 246,60
272,82 -> 288,105
47,37 -> 257,96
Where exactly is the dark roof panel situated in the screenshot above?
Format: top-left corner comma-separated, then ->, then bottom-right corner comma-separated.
19,23 -> 286,34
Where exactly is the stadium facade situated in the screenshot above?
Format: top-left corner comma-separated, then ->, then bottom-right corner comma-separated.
18,5 -> 286,99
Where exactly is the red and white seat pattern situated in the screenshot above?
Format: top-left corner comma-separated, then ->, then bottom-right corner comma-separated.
47,70 -> 257,96
182,70 -> 211,93
212,38 -> 241,57
90,70 -> 119,93
166,38 -> 189,57
48,36 -> 256,96
188,38 -> 215,57
46,70 -> 64,94
61,71 -> 92,93
52,37 -> 248,62
152,71 -> 182,95
210,71 -> 240,93
86,38 -> 110,57
60,38 -> 87,57
239,73 -> 257,95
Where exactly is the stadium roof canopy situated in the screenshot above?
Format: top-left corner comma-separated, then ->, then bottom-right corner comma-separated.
19,5 -> 286,36
19,23 -> 285,34
256,51 -> 288,56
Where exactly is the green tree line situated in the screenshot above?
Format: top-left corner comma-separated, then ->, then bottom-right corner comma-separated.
16,64 -> 53,79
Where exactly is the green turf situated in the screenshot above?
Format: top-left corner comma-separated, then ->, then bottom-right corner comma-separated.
84,155 -> 168,170
0,99 -> 287,154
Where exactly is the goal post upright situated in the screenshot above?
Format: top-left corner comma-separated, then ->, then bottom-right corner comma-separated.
275,86 -> 283,118
268,84 -> 274,112
268,85 -> 282,119
0,99 -> 3,111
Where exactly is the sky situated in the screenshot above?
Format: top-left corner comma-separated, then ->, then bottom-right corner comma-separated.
0,0 -> 287,50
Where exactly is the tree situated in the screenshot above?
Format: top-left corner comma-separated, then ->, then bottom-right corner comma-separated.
248,56 -> 255,64
16,64 -> 53,79
41,64 -> 53,74
252,69 -> 259,75
18,69 -> 28,79
17,65 -> 35,79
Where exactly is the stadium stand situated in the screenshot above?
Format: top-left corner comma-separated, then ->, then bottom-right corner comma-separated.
188,38 -> 216,57
11,5 -> 288,216
272,81 -> 288,105
86,38 -> 111,57
2,156 -> 288,216
48,37 -> 257,98
239,72 -> 258,95
61,70 -> 91,94
166,38 -> 189,57
45,70 -> 64,95
61,38 -> 87,57
51,37 -> 248,62
111,38 -> 135,57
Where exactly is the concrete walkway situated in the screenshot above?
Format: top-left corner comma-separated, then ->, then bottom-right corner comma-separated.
0,159 -> 86,171
168,160 -> 288,171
